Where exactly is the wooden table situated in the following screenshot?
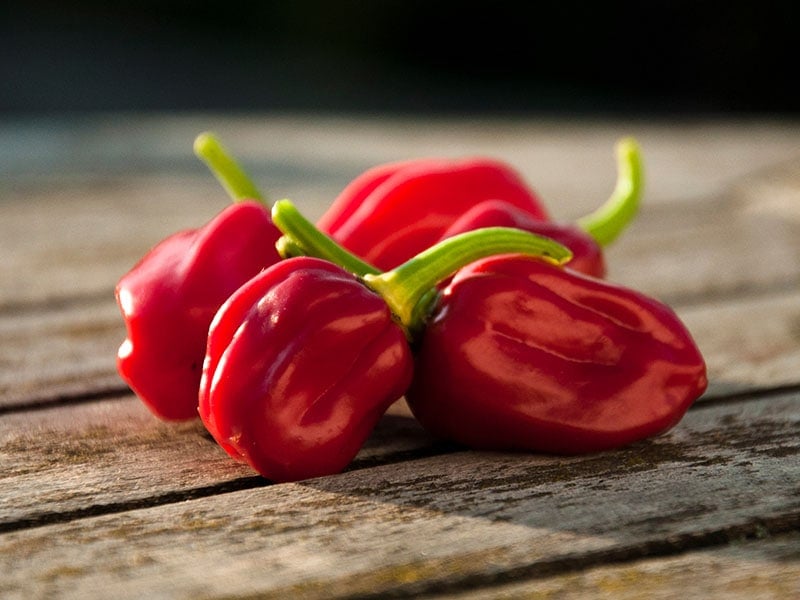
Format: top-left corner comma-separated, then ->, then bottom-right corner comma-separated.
1,114 -> 799,598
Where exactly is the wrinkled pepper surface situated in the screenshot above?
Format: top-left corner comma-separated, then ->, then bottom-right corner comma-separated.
116,133 -> 281,421
406,255 -> 708,454
116,201 -> 282,420
317,157 -> 549,270
199,256 -> 414,482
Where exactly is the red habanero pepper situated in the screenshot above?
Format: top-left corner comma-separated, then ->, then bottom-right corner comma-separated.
116,133 -> 279,420
198,200 -> 572,482
316,138 -> 642,275
116,201 -> 281,420
405,255 -> 707,454
198,256 -> 413,482
317,157 -> 549,271
315,158 -> 430,234
439,199 -> 606,277
433,138 -> 643,279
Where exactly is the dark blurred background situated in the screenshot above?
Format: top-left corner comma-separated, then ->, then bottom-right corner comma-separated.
1,0 -> 797,116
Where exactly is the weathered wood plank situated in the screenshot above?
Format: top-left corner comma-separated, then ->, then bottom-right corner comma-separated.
0,298 -> 124,407
11,280 -> 797,523
3,116 -> 799,213
679,287 -> 800,398
607,182 -> 800,304
2,119 -> 798,408
0,397 -> 434,528
1,393 -> 796,599
2,116 -> 797,600
431,532 -> 800,600
3,173 -> 799,310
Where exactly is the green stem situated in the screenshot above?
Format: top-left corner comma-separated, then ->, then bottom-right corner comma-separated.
271,200 -> 380,276
193,132 -> 266,203
577,137 -> 644,246
364,227 -> 572,338
272,200 -> 571,340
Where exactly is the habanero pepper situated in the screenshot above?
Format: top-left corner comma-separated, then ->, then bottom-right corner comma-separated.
438,199 -> 606,277
316,138 -> 643,277
116,133 -> 280,420
199,200 -> 572,482
316,157 -> 549,271
405,255 -> 708,454
436,138 -> 644,279
198,256 -> 413,482
117,201 -> 281,420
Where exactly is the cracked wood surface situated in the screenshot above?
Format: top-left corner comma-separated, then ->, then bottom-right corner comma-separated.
0,116 -> 798,598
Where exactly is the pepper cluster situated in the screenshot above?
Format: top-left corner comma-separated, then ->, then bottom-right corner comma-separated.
115,133 -> 707,482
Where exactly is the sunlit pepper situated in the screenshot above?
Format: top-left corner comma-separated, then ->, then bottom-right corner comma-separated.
317,139 -> 643,276
405,255 -> 708,454
116,134 -> 280,420
198,256 -> 413,482
317,157 -> 549,270
438,199 -> 606,277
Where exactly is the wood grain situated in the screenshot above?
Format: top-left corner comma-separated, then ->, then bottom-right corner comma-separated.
433,533 -> 800,600
0,397 -> 435,529
1,393 -> 796,599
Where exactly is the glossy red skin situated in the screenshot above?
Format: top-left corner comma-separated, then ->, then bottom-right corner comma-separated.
317,158 -> 549,271
316,158 -> 426,234
439,199 -> 606,278
199,257 -> 413,483
116,201 -> 281,421
406,256 -> 707,454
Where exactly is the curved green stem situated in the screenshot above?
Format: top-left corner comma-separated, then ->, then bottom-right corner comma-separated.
364,227 -> 572,338
193,132 -> 266,203
273,200 -> 571,340
577,137 -> 644,246
271,200 -> 379,276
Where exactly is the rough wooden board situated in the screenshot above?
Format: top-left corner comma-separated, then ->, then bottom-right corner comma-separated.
3,172 -> 799,310
0,176 -> 331,311
0,297 -> 124,406
679,287 -> 800,397
1,394 -> 796,599
428,533 -> 800,600
605,182 -> 800,303
2,116 -> 798,600
0,397 -> 434,528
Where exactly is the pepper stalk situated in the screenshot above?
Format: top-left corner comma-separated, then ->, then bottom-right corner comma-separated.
577,137 -> 644,246
193,132 -> 266,203
271,199 -> 572,339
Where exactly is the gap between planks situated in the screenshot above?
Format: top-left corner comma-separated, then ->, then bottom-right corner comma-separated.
336,514 -> 800,600
1,392 -> 797,599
